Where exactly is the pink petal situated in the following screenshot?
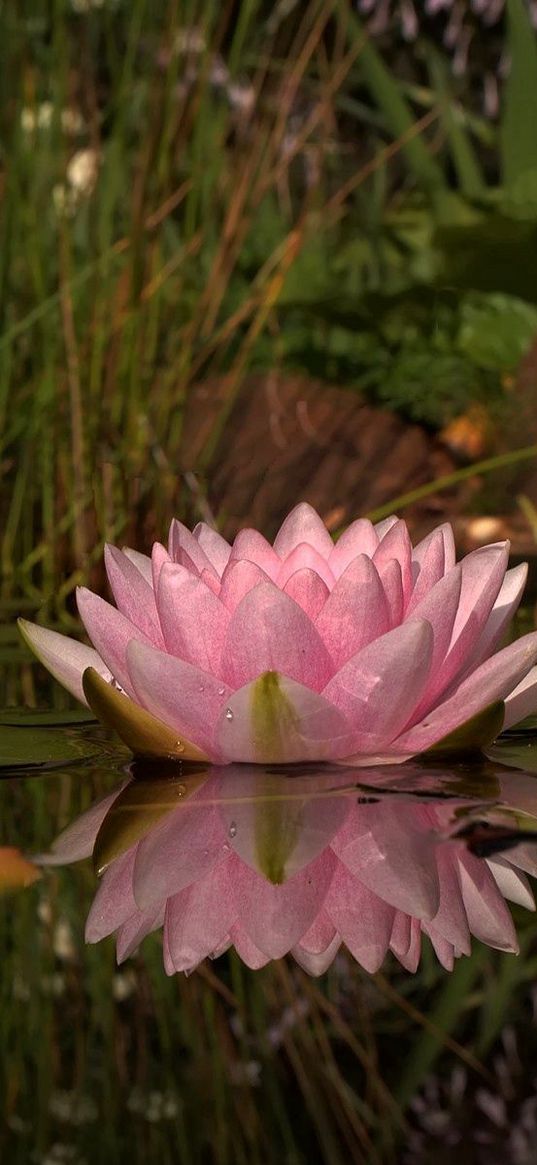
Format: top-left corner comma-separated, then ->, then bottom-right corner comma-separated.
219,559 -> 271,612
412,522 -> 455,575
373,521 -> 413,602
407,528 -> 447,612
292,935 -> 342,975
378,559 -> 404,627
296,911 -> 337,954
85,850 -> 137,943
230,924 -> 271,969
392,632 -> 537,755
231,850 -> 336,958
486,858 -> 535,910
164,862 -> 236,972
423,926 -> 455,970
329,519 -> 378,577
192,522 -> 231,575
126,639 -> 231,757
331,802 -> 440,919
132,801 -> 225,910
427,845 -> 471,956
374,516 -> 399,539
503,664 -> 537,728
168,518 -> 218,576
283,569 -> 330,619
389,914 -> 421,972
221,581 -> 334,691
151,542 -> 171,592
116,904 -> 164,963
323,620 -> 434,751
215,673 -> 354,764
105,544 -> 164,646
273,502 -> 334,559
39,788 -> 122,865
325,864 -> 394,972
406,567 -> 463,677
316,555 -> 390,668
457,850 -> 518,952
76,588 -> 153,696
122,548 -> 154,587
228,529 -> 280,580
277,543 -> 335,590
470,564 -> 528,670
157,561 -> 230,674
18,619 -> 111,705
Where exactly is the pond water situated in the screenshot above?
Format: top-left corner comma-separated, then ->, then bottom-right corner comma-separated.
3,703 -> 537,1164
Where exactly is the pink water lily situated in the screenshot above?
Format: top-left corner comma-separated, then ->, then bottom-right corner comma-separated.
19,504 -> 537,765
42,768 -> 537,976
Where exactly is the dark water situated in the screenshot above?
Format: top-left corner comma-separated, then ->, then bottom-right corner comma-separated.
2,710 -> 537,1164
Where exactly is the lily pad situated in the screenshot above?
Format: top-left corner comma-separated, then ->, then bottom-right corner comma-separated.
0,723 -> 101,773
0,708 -> 97,727
485,736 -> 537,774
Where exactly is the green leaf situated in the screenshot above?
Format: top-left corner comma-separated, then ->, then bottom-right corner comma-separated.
0,723 -> 100,772
93,773 -> 208,874
501,0 -> 537,188
485,736 -> 537,774
0,708 -> 97,727
426,701 -> 505,757
82,668 -> 208,762
458,292 -> 537,371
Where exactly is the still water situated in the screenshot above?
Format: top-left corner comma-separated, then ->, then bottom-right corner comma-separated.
2,707 -> 537,1164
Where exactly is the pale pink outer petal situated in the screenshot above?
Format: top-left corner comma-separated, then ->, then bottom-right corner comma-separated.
405,567 -> 463,676
157,562 -> 230,674
272,502 -> 334,560
422,926 -> 456,971
152,542 -> 172,592
85,850 -> 137,943
374,516 -> 399,539
164,862 -> 236,972
315,556 -> 390,668
330,803 -> 440,919
392,632 -> 537,755
122,548 -> 154,587
230,850 -> 336,959
228,529 -> 281,580
410,522 -> 455,581
116,904 -> 164,963
126,639 -> 232,758
277,544 -> 335,590
105,544 -> 164,646
37,788 -> 123,865
218,559 -> 271,612
76,587 -> 153,697
168,518 -> 219,576
295,911 -> 337,954
456,850 -> 518,952
18,619 -> 111,706
426,845 -> 471,956
486,858 -> 535,910
324,620 -> 434,752
192,523 -> 232,576
502,664 -> 537,728
292,935 -> 342,975
469,564 -> 528,670
215,674 -> 354,764
220,581 -> 334,692
132,801 -> 226,910
324,864 -> 394,972
283,569 -> 330,620
329,519 -> 378,577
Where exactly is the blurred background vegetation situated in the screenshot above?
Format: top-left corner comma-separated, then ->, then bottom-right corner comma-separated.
5,1 -> 537,1162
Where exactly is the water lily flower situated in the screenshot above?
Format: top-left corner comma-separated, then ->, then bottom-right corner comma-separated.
41,766 -> 537,976
19,505 -> 537,766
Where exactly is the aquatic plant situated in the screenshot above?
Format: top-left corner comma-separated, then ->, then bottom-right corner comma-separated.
19,503 -> 537,765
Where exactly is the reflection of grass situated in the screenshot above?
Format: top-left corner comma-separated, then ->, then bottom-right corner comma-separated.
2,761 -> 537,1163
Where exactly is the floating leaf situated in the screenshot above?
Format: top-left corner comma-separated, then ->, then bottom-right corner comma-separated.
0,723 -> 100,772
426,701 -> 505,757
0,847 -> 41,892
82,668 -> 208,762
0,708 -> 97,727
93,771 -> 208,873
485,736 -> 537,774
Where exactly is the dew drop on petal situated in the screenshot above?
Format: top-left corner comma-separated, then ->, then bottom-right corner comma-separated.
218,686 -> 225,696
225,708 -> 234,721
228,821 -> 237,839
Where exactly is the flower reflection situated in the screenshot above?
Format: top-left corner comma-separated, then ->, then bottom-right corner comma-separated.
42,763 -> 537,977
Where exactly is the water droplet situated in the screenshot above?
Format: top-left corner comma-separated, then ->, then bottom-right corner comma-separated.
222,842 -> 230,854
225,708 -> 234,721
228,821 -> 237,839
198,683 -> 205,693
110,677 -> 124,694
218,686 -> 225,696
175,783 -> 186,796
175,741 -> 185,754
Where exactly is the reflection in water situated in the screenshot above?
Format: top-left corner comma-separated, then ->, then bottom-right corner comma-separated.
40,762 -> 537,977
